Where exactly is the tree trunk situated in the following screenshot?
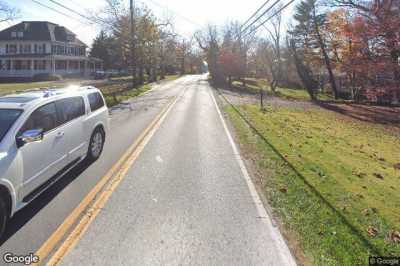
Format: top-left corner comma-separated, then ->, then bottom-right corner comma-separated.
290,40 -> 318,101
313,9 -> 338,99
260,88 -> 264,110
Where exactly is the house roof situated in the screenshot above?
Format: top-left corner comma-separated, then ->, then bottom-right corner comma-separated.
0,21 -> 87,47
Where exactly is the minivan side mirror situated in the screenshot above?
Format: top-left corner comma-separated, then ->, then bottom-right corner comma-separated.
16,129 -> 44,148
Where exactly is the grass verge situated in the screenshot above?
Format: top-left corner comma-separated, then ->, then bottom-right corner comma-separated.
231,78 -> 333,101
223,102 -> 400,265
103,84 -> 151,107
0,75 -> 180,107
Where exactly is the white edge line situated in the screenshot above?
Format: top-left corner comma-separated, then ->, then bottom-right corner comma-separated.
209,89 -> 297,266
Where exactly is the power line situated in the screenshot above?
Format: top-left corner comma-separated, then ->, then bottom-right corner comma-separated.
241,0 -> 282,36
44,0 -> 121,33
48,0 -> 95,24
243,0 -> 296,37
146,0 -> 202,27
241,0 -> 271,30
30,0 -> 90,25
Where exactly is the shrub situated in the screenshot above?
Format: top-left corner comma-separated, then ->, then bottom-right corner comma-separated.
33,73 -> 62,82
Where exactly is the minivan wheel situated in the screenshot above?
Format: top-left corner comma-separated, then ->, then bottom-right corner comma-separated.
87,128 -> 105,161
0,197 -> 8,239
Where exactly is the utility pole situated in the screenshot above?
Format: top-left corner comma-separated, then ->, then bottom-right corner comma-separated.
130,0 -> 136,87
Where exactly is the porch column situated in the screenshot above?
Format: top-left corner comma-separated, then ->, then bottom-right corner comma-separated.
10,60 -> 14,74
31,59 -> 34,77
52,57 -> 56,75
66,60 -> 69,73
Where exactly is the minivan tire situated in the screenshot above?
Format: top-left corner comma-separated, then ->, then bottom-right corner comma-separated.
87,128 -> 105,162
0,197 -> 8,239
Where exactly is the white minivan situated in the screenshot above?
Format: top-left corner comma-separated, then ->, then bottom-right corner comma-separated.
0,86 -> 109,238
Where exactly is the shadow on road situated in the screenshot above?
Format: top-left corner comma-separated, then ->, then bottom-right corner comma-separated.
0,160 -> 93,246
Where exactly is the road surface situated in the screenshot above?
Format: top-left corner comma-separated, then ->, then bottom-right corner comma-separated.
0,75 -> 296,266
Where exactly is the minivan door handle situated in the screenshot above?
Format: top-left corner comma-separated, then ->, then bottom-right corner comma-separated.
56,131 -> 65,138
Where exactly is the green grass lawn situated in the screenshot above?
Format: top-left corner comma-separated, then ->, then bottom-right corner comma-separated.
232,78 -> 334,101
0,75 -> 181,107
224,103 -> 400,265
103,84 -> 151,107
0,75 -> 180,95
0,81 -> 67,94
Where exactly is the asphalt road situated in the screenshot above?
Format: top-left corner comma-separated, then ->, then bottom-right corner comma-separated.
0,76 -> 191,262
0,75 -> 296,266
59,75 -> 296,266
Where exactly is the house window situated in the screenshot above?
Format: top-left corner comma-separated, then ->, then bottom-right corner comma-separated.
17,32 -> 23,38
56,61 -> 67,70
37,44 -> 46,53
11,32 -> 17,38
14,60 -> 31,70
34,60 -> 46,70
7,44 -> 17,54
56,45 -> 65,55
23,44 -> 31,54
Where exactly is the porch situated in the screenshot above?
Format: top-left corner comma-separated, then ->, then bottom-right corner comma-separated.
0,57 -> 103,78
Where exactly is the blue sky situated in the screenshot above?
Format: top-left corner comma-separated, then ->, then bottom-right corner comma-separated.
1,0 -> 297,47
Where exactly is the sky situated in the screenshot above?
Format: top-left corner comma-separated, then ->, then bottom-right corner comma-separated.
1,0 -> 297,47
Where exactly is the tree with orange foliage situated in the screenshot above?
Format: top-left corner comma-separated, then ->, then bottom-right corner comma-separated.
218,49 -> 246,86
332,0 -> 400,103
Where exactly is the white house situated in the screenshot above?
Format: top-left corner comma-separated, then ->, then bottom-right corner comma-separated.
0,21 -> 102,79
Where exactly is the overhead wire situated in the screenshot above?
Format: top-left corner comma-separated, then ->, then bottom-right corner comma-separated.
240,0 -> 282,35
243,0 -> 296,37
240,0 -> 271,30
30,0 -> 90,26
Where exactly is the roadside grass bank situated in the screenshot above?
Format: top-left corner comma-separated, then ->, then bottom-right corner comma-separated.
222,100 -> 400,265
101,75 -> 180,107
102,83 -> 152,107
0,75 -> 180,107
231,78 -> 333,101
0,81 -> 67,94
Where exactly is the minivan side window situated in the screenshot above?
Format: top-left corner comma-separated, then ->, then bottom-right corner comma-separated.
88,92 -> 105,112
56,97 -> 85,125
20,102 -> 59,134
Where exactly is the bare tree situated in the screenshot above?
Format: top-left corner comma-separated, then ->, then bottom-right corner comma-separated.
195,25 -> 222,83
264,4 -> 283,92
0,1 -> 18,23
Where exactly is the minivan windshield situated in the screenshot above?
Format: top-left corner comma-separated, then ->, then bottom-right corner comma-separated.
0,109 -> 22,142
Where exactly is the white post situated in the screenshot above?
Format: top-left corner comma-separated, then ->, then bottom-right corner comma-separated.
52,57 -> 56,75
10,60 -> 14,75
31,59 -> 34,77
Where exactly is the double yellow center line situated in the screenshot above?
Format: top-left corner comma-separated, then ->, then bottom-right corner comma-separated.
34,92 -> 182,265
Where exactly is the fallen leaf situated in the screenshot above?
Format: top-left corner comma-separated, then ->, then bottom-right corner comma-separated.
367,226 -> 378,237
353,170 -> 366,178
388,231 -> 400,243
394,163 -> 400,170
362,209 -> 370,216
373,173 -> 384,180
279,187 -> 288,193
